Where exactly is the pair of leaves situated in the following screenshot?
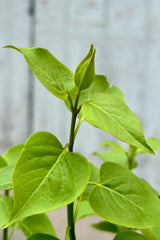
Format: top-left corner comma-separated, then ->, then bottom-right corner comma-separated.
3,44 -> 95,100
6,131 -> 90,226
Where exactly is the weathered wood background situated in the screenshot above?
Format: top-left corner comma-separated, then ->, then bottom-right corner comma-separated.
1,0 -> 160,239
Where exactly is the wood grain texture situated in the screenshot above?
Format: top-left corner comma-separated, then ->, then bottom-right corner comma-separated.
0,0 -> 31,153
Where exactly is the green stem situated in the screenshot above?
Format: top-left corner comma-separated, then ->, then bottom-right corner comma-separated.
3,190 -> 9,240
128,145 -> 136,170
67,91 -> 80,240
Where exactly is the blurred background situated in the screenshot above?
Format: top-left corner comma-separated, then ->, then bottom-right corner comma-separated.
0,0 -> 160,239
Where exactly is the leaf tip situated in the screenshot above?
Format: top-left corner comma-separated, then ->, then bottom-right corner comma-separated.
2,45 -> 22,53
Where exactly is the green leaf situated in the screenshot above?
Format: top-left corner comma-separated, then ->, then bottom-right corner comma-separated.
82,93 -> 154,154
98,140 -> 126,153
89,162 -> 160,228
3,144 -> 24,165
105,85 -> 125,101
75,44 -> 95,90
95,140 -> 128,167
17,213 -> 56,237
0,165 -> 14,190
0,195 -> 13,228
141,228 -> 159,240
147,137 -> 160,151
74,163 -> 98,221
75,200 -> 95,221
92,221 -> 127,233
152,228 -> 160,240
0,145 -> 24,190
3,46 -> 75,100
94,151 -> 128,168
113,231 -> 148,240
26,233 -> 60,240
6,131 -> 90,226
81,162 -> 99,201
0,156 -> 7,168
136,137 -> 160,154
65,74 -> 109,111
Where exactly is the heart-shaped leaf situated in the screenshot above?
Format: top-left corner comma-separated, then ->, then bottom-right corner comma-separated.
6,132 -> 90,226
82,94 -> 153,154
3,46 -> 75,100
89,162 -> 160,228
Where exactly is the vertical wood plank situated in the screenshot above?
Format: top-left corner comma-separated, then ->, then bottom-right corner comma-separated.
33,0 -> 71,152
0,0 -> 31,153
135,0 -> 160,191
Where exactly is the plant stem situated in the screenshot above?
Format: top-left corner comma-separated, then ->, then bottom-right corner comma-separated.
3,190 -> 9,240
67,92 -> 80,240
128,145 -> 136,170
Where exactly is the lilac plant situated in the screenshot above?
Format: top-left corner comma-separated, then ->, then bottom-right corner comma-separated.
0,44 -> 160,240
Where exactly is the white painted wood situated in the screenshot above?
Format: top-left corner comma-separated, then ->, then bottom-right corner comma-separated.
33,0 -> 71,148
0,0 -> 31,154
